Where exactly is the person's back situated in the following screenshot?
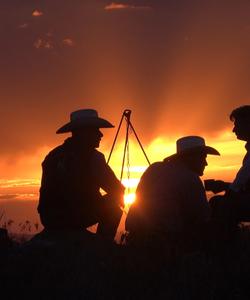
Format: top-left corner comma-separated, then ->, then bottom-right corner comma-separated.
38,138 -> 108,229
126,159 -> 210,241
125,136 -> 220,248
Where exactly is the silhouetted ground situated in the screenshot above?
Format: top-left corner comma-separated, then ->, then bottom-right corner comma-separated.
1,227 -> 250,299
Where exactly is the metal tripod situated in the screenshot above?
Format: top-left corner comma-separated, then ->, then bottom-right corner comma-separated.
107,109 -> 150,182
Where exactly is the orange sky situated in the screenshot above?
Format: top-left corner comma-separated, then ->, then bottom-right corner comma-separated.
0,0 -> 250,231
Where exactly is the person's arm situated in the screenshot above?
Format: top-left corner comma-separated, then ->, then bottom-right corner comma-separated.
92,152 -> 125,206
100,163 -> 125,195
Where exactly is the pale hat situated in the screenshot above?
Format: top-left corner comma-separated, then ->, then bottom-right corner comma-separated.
56,109 -> 114,134
176,136 -> 220,155
167,136 -> 220,159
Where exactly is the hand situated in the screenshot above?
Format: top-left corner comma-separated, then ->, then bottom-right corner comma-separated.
204,179 -> 229,194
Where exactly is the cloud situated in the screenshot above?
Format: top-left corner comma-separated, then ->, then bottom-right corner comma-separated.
0,179 -> 40,188
33,36 -> 75,49
0,194 -> 18,200
105,3 -> 129,10
104,2 -> 151,11
46,32 -> 54,37
33,38 -> 54,49
32,9 -> 43,17
62,38 -> 75,47
18,23 -> 28,29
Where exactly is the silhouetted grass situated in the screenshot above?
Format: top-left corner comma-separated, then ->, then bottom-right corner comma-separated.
1,226 -> 250,299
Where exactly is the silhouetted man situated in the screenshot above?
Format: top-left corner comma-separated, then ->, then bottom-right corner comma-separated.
38,109 -> 124,241
207,105 -> 250,226
125,136 -> 220,248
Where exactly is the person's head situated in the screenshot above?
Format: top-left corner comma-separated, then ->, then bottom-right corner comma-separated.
166,136 -> 220,176
56,109 -> 114,148
71,127 -> 103,148
178,149 -> 208,176
230,105 -> 250,141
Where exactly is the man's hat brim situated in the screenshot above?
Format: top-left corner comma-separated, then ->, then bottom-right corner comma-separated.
56,118 -> 114,134
166,145 -> 220,160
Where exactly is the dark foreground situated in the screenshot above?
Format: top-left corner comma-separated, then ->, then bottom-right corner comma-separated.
1,228 -> 250,300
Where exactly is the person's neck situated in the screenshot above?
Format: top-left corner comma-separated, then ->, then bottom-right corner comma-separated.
68,137 -> 96,150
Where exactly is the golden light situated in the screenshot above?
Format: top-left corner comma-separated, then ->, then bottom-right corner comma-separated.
121,178 -> 139,206
123,193 -> 136,206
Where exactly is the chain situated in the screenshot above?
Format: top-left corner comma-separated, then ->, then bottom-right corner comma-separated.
126,127 -> 131,196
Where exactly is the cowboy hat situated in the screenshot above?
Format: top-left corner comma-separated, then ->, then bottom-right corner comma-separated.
167,136 -> 220,159
56,109 -> 114,134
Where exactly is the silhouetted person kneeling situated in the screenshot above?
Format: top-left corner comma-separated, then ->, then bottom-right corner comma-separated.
206,105 -> 250,234
37,109 -> 124,241
126,136 -> 220,252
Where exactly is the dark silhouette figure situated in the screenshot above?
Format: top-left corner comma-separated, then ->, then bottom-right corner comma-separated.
37,109 -> 124,241
0,228 -> 12,251
125,136 -> 220,251
207,105 -> 250,231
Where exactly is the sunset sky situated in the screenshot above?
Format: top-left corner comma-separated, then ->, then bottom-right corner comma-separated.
0,0 -> 250,231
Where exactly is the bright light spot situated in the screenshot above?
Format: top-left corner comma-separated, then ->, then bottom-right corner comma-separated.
124,193 -> 136,205
121,178 -> 140,188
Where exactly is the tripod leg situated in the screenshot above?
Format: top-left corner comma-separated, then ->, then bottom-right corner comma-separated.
120,117 -> 130,180
128,121 -> 151,165
107,114 -> 125,164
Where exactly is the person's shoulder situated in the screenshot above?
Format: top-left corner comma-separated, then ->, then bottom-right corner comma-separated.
162,159 -> 200,183
142,161 -> 164,178
91,150 -> 107,167
93,149 -> 104,157
147,161 -> 164,172
48,144 -> 65,157
42,144 -> 65,164
93,149 -> 105,160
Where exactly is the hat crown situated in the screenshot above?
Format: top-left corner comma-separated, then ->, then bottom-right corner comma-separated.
70,109 -> 98,122
177,136 -> 206,153
56,108 -> 114,134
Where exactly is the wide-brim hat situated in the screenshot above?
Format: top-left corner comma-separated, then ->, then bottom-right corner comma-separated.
166,136 -> 220,160
56,109 -> 114,134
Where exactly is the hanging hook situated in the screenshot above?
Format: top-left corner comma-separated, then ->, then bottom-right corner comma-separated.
123,109 -> 132,119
